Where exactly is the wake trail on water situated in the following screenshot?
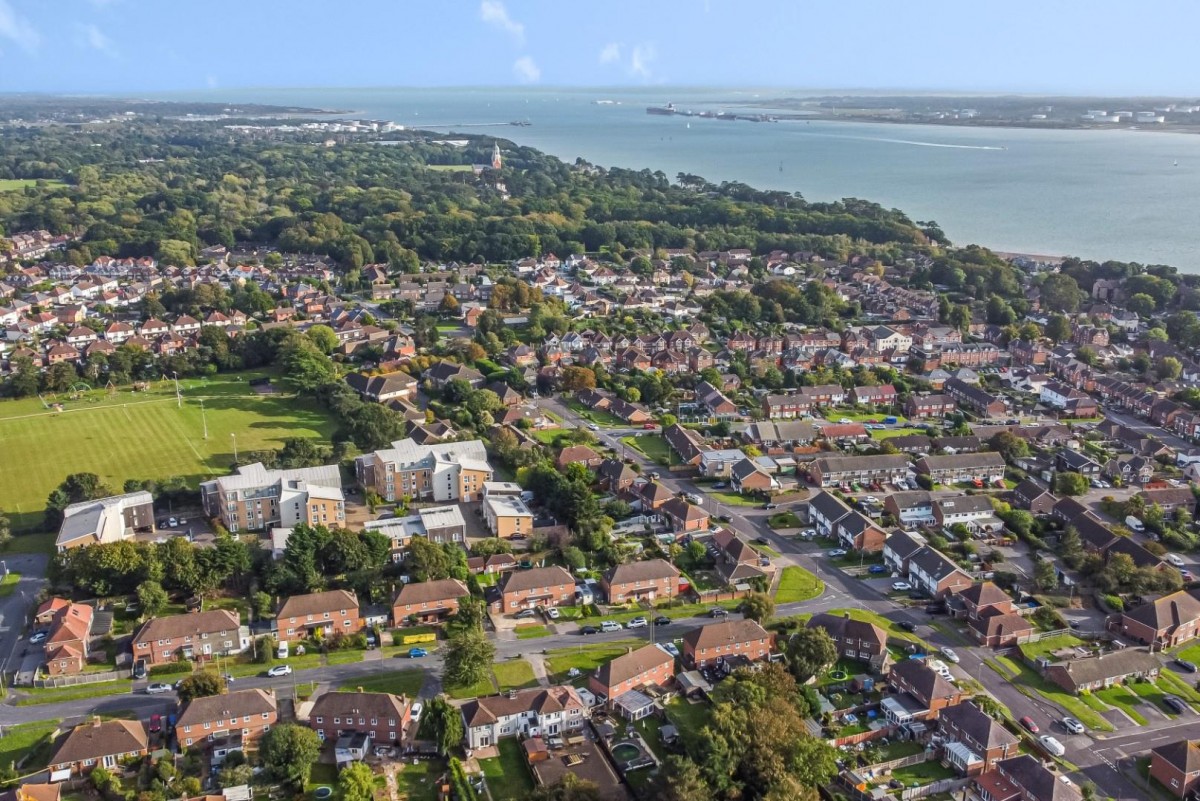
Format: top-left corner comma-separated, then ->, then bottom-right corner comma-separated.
781,124 -> 1005,151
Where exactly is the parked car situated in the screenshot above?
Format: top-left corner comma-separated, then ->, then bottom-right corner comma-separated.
924,603 -> 947,615
898,621 -> 917,632
374,746 -> 396,758
1164,694 -> 1189,714
579,625 -> 600,635
828,549 -> 848,558
1061,717 -> 1085,735
654,616 -> 671,626
1039,735 -> 1066,757
28,631 -> 47,644
515,609 -> 538,619
267,664 -> 293,677
1020,716 -> 1039,733
643,423 -> 657,430
133,659 -> 148,680
868,565 -> 887,575
657,642 -> 680,658
544,608 -> 561,620
627,617 -> 648,629
940,647 -> 960,664
891,581 -> 913,592
799,528 -> 816,539
709,607 -> 729,618
600,620 -> 623,632
763,503 -> 779,510
146,683 -> 173,695
587,423 -> 600,431
1176,659 -> 1198,673
712,482 -> 728,490
1167,553 -> 1187,568
686,493 -> 704,505
756,536 -> 771,545
408,647 -> 429,658
167,517 -> 177,528
862,496 -> 880,505
148,714 -> 162,734
410,702 -> 423,724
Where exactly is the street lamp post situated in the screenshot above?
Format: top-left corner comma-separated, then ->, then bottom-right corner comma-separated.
231,432 -> 238,462
200,399 -> 208,440
172,371 -> 181,409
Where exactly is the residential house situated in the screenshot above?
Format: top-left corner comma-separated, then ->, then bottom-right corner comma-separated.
55,491 -> 155,551
762,394 -> 807,419
884,491 -> 935,526
850,384 -> 898,407
883,530 -> 928,575
496,566 -> 576,613
698,448 -> 753,479
933,495 -> 1004,535
906,394 -> 957,419
555,445 -> 604,471
730,458 -> 778,494
1011,479 -> 1057,516
712,528 -> 770,585
835,511 -> 888,553
944,378 -> 1008,418
808,454 -> 911,488
1150,740 -> 1200,799
907,546 -> 974,598
662,423 -> 709,466
681,619 -> 774,670
132,609 -> 247,667
1113,589 -> 1200,648
484,494 -> 534,539
344,371 -> 418,402
1140,488 -> 1198,516
970,609 -> 1036,649
588,644 -> 676,712
883,659 -> 966,724
600,559 -> 680,605
49,719 -> 149,780
425,361 -> 485,390
309,691 -> 413,746
460,686 -> 587,749
354,438 -> 492,503
807,612 -> 890,672
1044,650 -> 1162,694
275,590 -> 362,643
597,459 -> 637,492
973,755 -> 1083,801
953,582 -> 1016,622
392,579 -> 471,625
176,689 -> 277,747
42,601 -> 94,677
914,452 -> 1006,485
939,701 -> 1020,775
200,463 -> 344,533
661,497 -> 710,533
1055,449 -> 1101,478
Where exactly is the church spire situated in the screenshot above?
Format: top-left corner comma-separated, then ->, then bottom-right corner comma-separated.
491,143 -> 502,170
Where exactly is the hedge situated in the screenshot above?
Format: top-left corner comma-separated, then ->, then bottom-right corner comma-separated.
149,661 -> 195,676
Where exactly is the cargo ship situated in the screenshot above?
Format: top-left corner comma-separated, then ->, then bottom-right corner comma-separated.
646,103 -> 677,115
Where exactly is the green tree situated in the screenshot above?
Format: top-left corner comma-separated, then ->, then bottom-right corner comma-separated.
1033,558 -> 1058,591
988,431 -> 1029,460
1055,471 -> 1089,496
338,762 -> 375,801
305,325 -> 339,355
650,756 -> 713,801
1059,526 -> 1084,569
1158,356 -> 1183,380
1044,313 -> 1072,343
425,696 -> 465,756
1126,293 -> 1157,318
1039,273 -> 1084,313
280,334 -> 338,392
260,724 -> 322,789
0,509 -> 10,550
136,580 -> 169,618
785,626 -> 837,683
740,592 -> 775,624
443,628 -> 495,689
177,671 -> 227,703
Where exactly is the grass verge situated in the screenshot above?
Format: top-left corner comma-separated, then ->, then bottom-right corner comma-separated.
774,566 -> 825,603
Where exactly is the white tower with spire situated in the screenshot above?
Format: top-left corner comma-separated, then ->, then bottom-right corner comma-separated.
491,143 -> 502,170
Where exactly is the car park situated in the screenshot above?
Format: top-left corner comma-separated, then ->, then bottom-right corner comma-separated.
267,664 -> 293,677
408,647 -> 428,658
1020,716 -> 1039,733
891,581 -> 912,592
579,625 -> 599,635
1039,735 -> 1065,757
1177,659 -> 1198,673
627,617 -> 648,629
146,683 -> 173,694
1061,717 -> 1085,735
940,647 -> 960,664
828,549 -> 848,558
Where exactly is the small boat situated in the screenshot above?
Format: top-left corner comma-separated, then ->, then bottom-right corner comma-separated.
1174,160 -> 1180,167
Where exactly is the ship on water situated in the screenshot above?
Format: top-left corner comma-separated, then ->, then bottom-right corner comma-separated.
646,102 -> 677,115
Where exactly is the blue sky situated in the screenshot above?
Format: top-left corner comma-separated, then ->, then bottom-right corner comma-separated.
2,0 -> 1199,95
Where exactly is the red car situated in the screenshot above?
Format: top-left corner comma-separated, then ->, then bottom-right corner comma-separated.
149,714 -> 162,734
643,423 -> 657,430
1019,716 -> 1039,733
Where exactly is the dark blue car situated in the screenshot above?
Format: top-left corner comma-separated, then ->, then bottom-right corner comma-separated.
868,565 -> 888,574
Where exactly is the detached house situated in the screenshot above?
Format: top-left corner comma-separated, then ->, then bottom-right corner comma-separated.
42,601 -> 94,677
1113,589 -> 1200,649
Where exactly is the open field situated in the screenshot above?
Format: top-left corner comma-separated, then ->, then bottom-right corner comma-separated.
0,371 -> 337,531
0,179 -> 65,192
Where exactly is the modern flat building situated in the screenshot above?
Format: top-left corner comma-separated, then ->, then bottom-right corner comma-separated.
200,463 -> 344,533
362,505 -> 467,560
355,438 -> 493,503
484,494 -> 534,538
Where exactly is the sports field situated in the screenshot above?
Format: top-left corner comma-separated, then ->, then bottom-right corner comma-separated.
0,179 -> 65,192
0,371 -> 337,532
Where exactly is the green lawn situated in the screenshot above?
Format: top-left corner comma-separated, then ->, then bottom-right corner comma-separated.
394,757 -> 445,801
306,763 -> 338,798
514,624 -> 551,640
531,428 -> 568,445
0,722 -> 59,774
871,427 -> 927,440
1173,642 -> 1200,665
426,164 -> 474,172
566,400 -> 625,427
446,674 -> 497,700
17,680 -> 133,706
338,669 -> 426,697
545,641 -> 642,685
986,657 -> 1114,731
493,659 -> 540,692
666,697 -> 712,751
706,491 -> 763,507
890,760 -> 957,786
1095,685 -> 1149,724
768,511 -> 803,529
0,572 -> 21,597
620,434 -> 671,465
1156,669 -> 1200,707
774,566 -> 825,603
0,531 -> 57,556
1129,678 -> 1192,715
575,598 -> 741,626
0,370 -> 338,532
822,409 -> 909,424
1019,634 -> 1087,662
479,739 -> 535,801
0,179 -> 65,192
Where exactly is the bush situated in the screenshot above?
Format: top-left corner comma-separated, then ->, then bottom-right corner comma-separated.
149,660 -> 195,676
1101,594 -> 1124,612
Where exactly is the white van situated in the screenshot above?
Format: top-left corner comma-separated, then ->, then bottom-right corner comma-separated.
1039,735 -> 1066,757
277,640 -> 289,659
1168,553 -> 1187,568
1125,515 -> 1145,532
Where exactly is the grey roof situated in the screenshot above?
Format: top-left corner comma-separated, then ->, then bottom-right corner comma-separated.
808,490 -> 852,522
915,452 -> 1006,472
933,495 -> 995,515
887,491 -> 933,511
812,454 -> 911,474
57,491 -> 153,549
909,546 -> 969,582
885,530 -> 927,559
1046,650 -> 1161,688
939,701 -> 1018,751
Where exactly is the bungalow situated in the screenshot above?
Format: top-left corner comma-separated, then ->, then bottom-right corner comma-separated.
344,371 -> 418,402
49,719 -> 148,780
392,578 -> 471,625
588,644 -> 675,713
969,608 -> 1036,649
807,612 -> 890,672
738,420 -> 819,448
730,458 -> 778,493
682,619 -> 773,670
1044,650 -> 1161,694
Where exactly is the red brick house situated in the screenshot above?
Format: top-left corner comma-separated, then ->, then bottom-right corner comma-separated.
905,394 -> 957,419
682,619 -> 773,669
309,691 -> 413,745
851,384 -> 898,406
588,644 -> 675,708
496,566 -> 575,613
885,660 -> 966,723
49,719 -> 149,778
132,609 -> 244,667
600,559 -> 680,605
1113,589 -> 1200,649
276,589 -> 362,643
1151,739 -> 1200,799
176,688 -> 278,747
392,578 -> 471,625
661,497 -> 710,533
938,701 -> 1020,775
43,601 -> 93,677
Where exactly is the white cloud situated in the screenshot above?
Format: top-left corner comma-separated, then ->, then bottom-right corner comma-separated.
480,0 -> 524,44
599,42 -> 621,64
206,74 -> 218,89
77,23 -> 119,58
512,56 -> 540,83
630,43 -> 656,80
0,0 -> 41,55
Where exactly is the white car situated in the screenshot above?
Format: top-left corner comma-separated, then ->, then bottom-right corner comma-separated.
828,549 -> 848,558
657,642 -> 680,658
267,664 -> 292,677
410,702 -> 423,724
626,617 -> 648,629
1039,735 -> 1066,757
1061,717 -> 1085,735
587,423 -> 600,431
862,496 -> 880,505
891,581 -> 913,592
145,683 -> 173,694
167,517 -> 177,527
940,647 -> 960,664
600,620 -> 623,632
1168,553 -> 1187,568
545,608 -> 561,620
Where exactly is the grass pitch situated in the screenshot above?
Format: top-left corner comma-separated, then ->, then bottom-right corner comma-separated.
0,371 -> 336,531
